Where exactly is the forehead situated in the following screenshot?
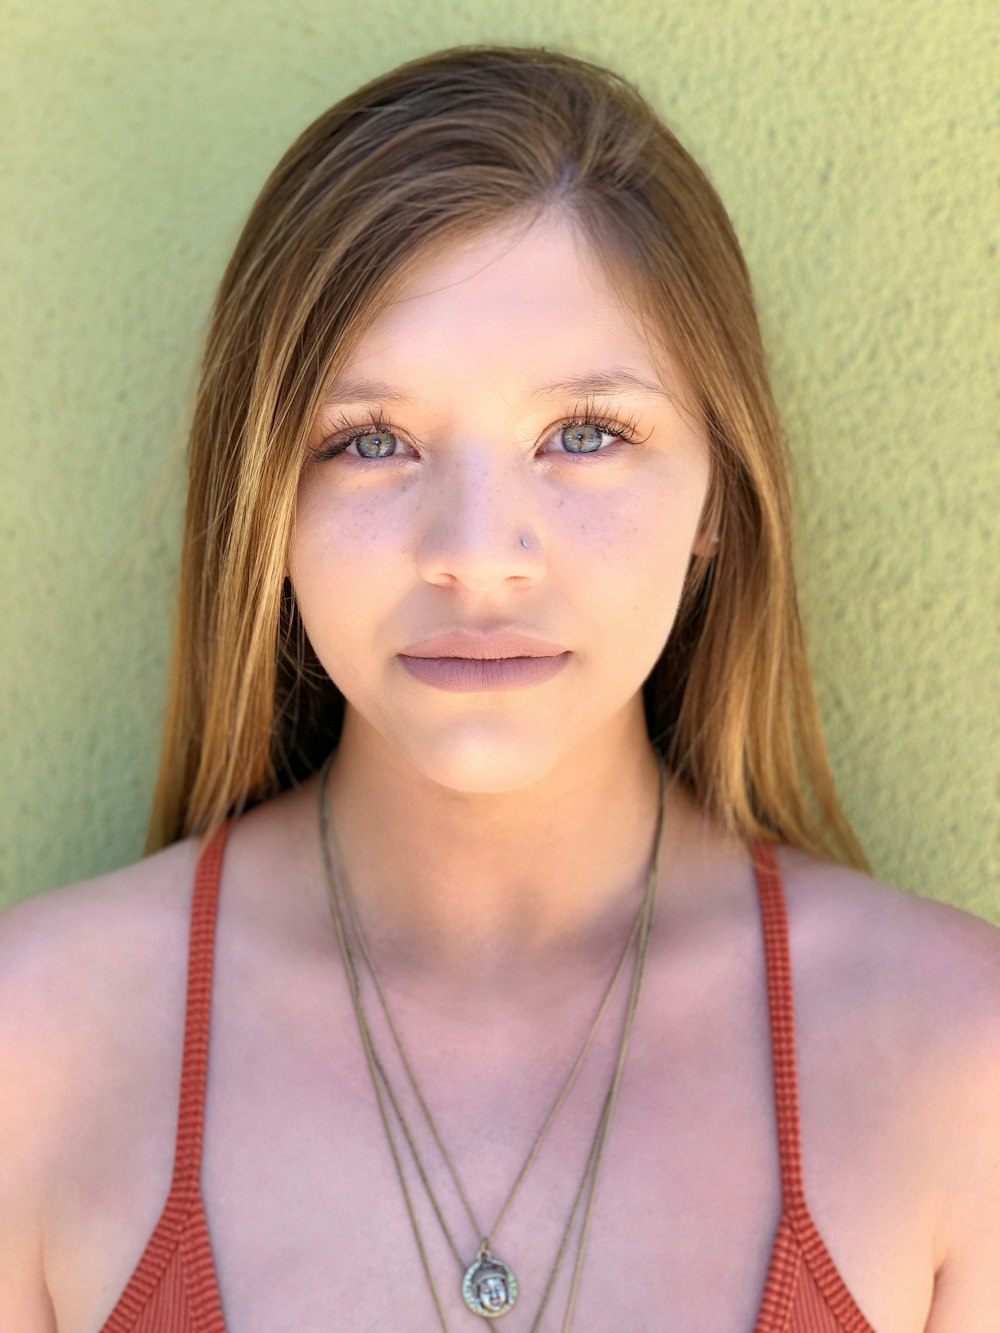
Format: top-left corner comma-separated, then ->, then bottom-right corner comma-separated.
327,213 -> 682,407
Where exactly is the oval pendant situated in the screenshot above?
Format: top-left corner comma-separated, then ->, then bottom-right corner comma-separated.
462,1250 -> 519,1318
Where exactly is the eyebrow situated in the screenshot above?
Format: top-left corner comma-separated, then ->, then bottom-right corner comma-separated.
323,368 -> 677,405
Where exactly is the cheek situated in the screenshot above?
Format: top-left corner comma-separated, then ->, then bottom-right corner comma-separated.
601,507 -> 694,630
287,475 -> 397,673
584,451 -> 705,560
290,467 -> 399,581
288,452 -> 706,670
576,469 -> 706,658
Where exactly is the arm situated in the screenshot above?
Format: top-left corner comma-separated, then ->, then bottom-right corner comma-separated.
923,909 -> 1000,1331
0,898 -> 67,1333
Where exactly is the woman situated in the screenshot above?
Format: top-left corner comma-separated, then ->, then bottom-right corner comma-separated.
1,44 -> 997,1333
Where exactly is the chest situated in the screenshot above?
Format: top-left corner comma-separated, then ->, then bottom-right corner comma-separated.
202,976 -> 788,1331
48,905 -> 930,1332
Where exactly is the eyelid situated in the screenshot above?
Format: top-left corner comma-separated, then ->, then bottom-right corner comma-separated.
313,394 -> 649,462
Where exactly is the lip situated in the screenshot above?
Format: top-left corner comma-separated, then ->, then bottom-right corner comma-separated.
399,652 -> 572,692
400,629 -> 568,659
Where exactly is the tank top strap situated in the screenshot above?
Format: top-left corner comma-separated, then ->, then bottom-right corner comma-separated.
749,837 -> 807,1213
169,817 -> 232,1200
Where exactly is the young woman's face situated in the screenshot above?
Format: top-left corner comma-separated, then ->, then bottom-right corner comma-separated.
289,210 -> 713,791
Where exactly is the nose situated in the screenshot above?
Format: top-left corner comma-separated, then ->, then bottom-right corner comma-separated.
413,445 -> 544,591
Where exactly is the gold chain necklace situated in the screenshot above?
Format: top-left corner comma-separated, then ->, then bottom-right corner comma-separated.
316,752 -> 668,1328
329,770 -> 648,1261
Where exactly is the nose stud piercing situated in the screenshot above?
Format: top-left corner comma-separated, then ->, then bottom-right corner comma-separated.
519,535 -> 529,548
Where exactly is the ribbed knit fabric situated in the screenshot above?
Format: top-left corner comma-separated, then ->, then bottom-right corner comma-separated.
100,820 -> 228,1333
99,824 -> 875,1332
750,839 -> 875,1332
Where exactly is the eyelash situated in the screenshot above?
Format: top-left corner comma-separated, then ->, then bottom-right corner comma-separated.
311,395 -> 647,464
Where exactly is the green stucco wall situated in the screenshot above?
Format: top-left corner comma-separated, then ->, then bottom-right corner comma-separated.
2,1 -> 997,921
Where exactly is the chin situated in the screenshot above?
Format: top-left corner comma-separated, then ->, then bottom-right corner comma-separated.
384,721 -> 578,796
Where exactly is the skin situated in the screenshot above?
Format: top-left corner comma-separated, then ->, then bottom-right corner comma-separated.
288,208 -> 716,995
1,209 -> 998,1333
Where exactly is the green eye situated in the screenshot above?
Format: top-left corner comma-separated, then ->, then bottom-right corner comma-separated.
314,402 -> 645,465
561,422 -> 605,454
354,430 -> 398,459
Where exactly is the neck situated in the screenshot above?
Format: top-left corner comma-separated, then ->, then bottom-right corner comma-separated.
315,705 -> 674,1001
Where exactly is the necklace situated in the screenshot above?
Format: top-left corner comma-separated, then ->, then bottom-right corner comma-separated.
316,752 -> 668,1328
329,774 -> 648,1277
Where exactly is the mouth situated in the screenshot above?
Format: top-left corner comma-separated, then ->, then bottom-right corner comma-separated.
398,651 -> 572,692
400,628 -> 568,659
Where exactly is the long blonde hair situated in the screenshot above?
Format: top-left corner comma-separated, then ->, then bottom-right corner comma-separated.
146,43 -> 868,871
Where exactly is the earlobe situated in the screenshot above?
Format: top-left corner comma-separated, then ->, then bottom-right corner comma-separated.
692,528 -> 720,558
693,483 -> 722,558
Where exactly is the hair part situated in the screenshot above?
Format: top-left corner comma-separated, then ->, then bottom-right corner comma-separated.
146,43 -> 868,873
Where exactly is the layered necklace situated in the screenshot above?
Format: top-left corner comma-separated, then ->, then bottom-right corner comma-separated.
316,752 -> 669,1329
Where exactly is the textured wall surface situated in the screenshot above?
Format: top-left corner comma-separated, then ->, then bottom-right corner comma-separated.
2,0 -> 997,921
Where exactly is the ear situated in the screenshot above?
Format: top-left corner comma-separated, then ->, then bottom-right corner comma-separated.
693,501 -> 725,559
691,475 -> 722,559
691,523 -> 720,559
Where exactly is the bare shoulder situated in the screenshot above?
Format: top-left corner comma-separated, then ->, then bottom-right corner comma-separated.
0,834 -> 202,1023
0,782 -> 316,1101
775,841 -> 1000,1038
0,836 -> 203,1327
0,833 -> 205,1127
776,843 -> 1000,1327
0,834 -> 208,1138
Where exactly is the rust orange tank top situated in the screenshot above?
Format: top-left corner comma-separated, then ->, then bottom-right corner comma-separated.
99,822 -> 875,1332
